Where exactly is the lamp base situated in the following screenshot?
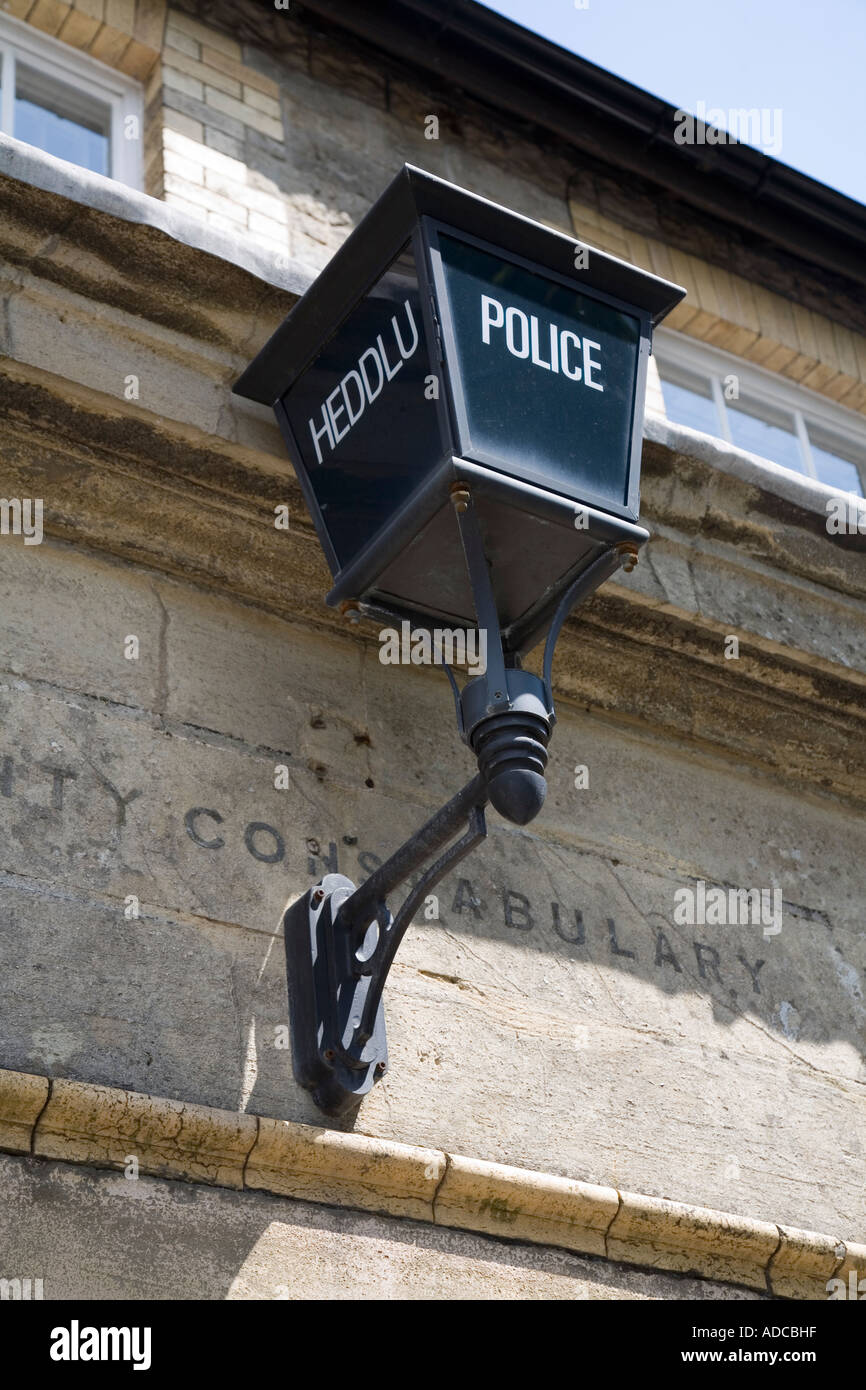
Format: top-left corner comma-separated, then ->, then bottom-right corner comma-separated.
283,874 -> 388,1117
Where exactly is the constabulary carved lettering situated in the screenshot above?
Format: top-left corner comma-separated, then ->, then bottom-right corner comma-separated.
179,809 -> 780,997
0,754 -> 140,825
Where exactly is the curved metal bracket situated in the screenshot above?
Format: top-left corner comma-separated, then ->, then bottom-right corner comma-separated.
441,660 -> 464,736
451,490 -> 511,713
283,775 -> 488,1116
541,545 -> 627,722
282,493 -> 636,1117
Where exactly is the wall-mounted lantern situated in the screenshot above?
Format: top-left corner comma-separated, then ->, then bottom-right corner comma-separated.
235,165 -> 684,1116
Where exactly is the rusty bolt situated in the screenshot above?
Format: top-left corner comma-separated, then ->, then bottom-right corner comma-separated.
339,599 -> 362,624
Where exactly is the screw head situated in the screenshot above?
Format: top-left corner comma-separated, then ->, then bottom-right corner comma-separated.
616,543 -> 639,573
339,599 -> 362,624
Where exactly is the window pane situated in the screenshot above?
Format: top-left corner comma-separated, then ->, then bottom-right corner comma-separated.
658,368 -> 719,435
807,425 -> 865,496
726,396 -> 805,472
14,62 -> 110,175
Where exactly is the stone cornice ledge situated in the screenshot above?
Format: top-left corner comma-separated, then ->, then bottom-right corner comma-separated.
0,133 -> 863,535
1,139 -> 863,573
2,1067 -> 861,1300
0,134 -> 313,300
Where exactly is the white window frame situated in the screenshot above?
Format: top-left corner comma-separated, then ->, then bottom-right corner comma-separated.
654,327 -> 866,495
0,12 -> 142,188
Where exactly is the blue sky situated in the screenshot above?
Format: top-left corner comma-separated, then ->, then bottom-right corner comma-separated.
480,0 -> 866,206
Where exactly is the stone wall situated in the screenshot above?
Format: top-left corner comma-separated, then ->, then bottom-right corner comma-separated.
0,2 -> 864,1299
0,152 -> 863,1294
0,1153 -> 767,1300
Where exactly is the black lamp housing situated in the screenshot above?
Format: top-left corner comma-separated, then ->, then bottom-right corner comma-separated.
234,166 -> 685,1116
234,164 -> 684,656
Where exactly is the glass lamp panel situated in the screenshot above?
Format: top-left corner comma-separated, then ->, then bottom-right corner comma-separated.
437,233 -> 642,512
280,243 -> 439,569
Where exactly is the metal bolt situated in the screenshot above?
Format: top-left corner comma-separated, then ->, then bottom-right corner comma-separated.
324,1049 -> 335,1063
450,483 -> 471,514
616,543 -> 639,573
375,1061 -> 387,1075
339,599 -> 362,624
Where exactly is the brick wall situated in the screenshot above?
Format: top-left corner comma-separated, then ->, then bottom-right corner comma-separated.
573,196 -> 866,412
155,11 -> 287,252
2,0 -> 164,78
154,1 -> 866,415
